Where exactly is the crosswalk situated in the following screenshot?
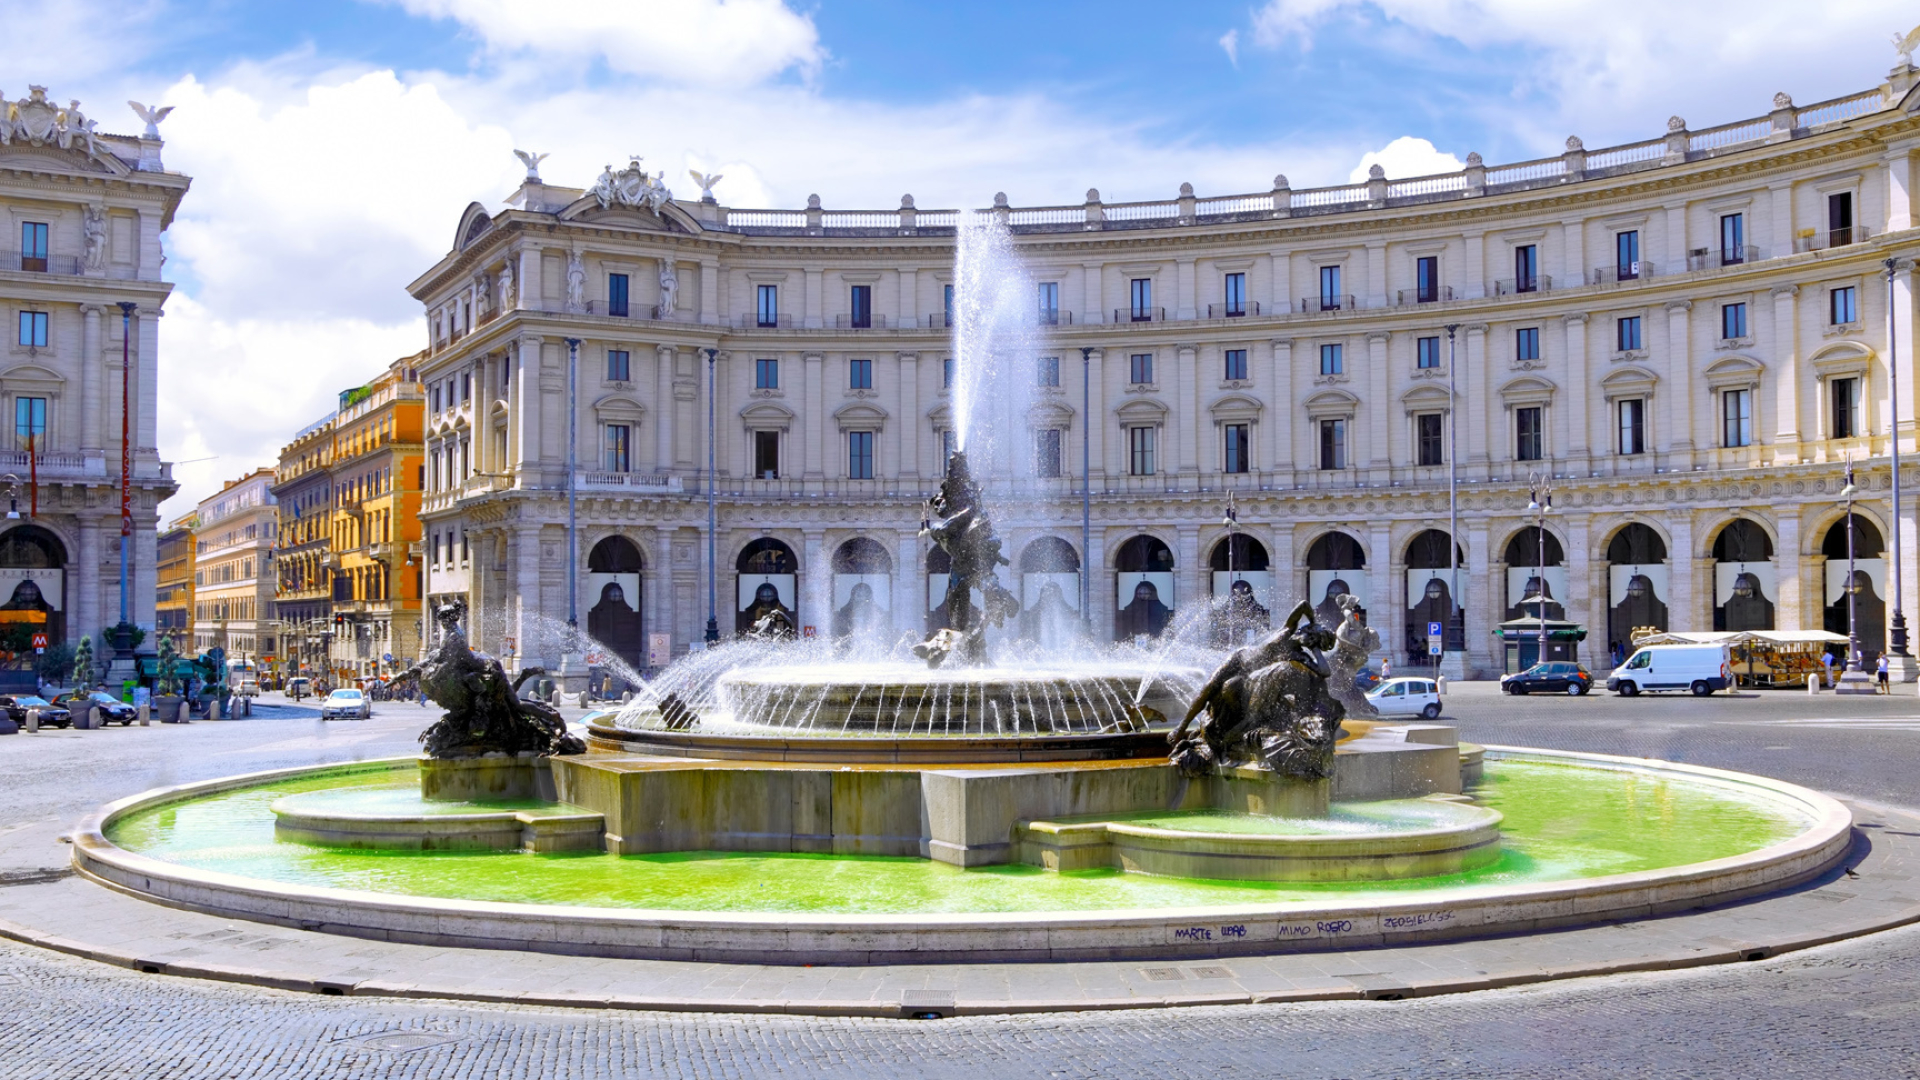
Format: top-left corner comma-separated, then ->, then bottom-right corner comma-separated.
1719,716 -> 1920,732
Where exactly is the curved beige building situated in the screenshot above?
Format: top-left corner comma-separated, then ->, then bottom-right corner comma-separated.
411,70 -> 1920,678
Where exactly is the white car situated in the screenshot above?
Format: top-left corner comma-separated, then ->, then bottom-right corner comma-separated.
319,688 -> 370,720
1365,677 -> 1444,719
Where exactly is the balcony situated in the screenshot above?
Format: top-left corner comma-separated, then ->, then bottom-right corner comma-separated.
1206,302 -> 1262,318
1491,275 -> 1553,296
1300,295 -> 1356,313
1036,309 -> 1075,326
576,471 -> 683,493
1795,226 -> 1873,253
1395,286 -> 1454,305
1115,307 -> 1166,323
832,313 -> 890,329
1688,246 -> 1759,271
1592,264 -> 1659,286
0,249 -> 142,280
737,313 -> 794,329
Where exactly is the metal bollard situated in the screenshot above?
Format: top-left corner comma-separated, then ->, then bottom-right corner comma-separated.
88,706 -> 101,730
177,701 -> 189,724
209,697 -> 221,721
26,708 -> 38,733
1807,673 -> 1819,694
138,703 -> 149,726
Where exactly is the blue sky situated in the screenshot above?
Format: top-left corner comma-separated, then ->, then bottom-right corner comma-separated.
10,0 -> 1908,516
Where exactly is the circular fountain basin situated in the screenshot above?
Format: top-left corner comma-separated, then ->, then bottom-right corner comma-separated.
72,749 -> 1852,963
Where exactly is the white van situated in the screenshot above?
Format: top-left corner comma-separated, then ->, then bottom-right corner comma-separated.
1606,644 -> 1733,696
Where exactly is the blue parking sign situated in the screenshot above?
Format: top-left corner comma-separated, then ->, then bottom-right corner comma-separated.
1427,621 -> 1443,637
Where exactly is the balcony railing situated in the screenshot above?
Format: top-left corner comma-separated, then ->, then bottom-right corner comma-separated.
1117,307 -> 1166,323
832,313 -> 890,329
737,313 -> 794,329
577,471 -> 683,492
1491,275 -> 1553,296
1035,310 -> 1075,326
1688,245 -> 1760,271
1795,226 -> 1873,253
1592,264 -> 1660,285
1395,286 -> 1454,305
0,250 -> 140,279
1301,295 -> 1356,313
1206,302 -> 1261,318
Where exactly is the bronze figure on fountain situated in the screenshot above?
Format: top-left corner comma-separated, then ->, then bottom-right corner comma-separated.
406,599 -> 586,758
913,450 -> 1020,667
1170,601 -> 1346,780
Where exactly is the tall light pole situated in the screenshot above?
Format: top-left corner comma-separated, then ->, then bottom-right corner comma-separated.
563,337 -> 580,638
117,302 -> 135,630
1222,491 -> 1239,644
1885,256 -> 1910,663
1080,346 -> 1093,634
1526,471 -> 1553,667
1444,324 -> 1461,665
704,347 -> 720,644
1843,461 -> 1861,672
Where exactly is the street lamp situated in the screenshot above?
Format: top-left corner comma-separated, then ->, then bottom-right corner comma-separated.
1885,256 -> 1910,664
117,301 -> 136,629
1222,491 -> 1239,642
1525,471 -> 1554,667
563,338 -> 580,641
1842,461 -> 1862,673
704,347 -> 720,644
1444,324 -> 1462,665
1080,345 -> 1094,635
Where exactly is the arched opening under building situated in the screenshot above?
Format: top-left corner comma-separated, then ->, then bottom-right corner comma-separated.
1018,537 -> 1081,646
1305,531 -> 1367,629
1208,535 -> 1271,646
736,538 -> 797,636
830,537 -> 893,643
1607,524 -> 1669,659
1822,514 -> 1885,666
1504,527 -> 1565,621
0,526 -> 65,693
1405,530 -> 1463,666
585,535 -> 644,673
1712,519 -> 1776,632
1115,535 -> 1174,640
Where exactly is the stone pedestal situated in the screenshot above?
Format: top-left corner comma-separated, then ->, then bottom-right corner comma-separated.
1836,666 -> 1879,695
555,651 -> 589,695
420,753 -> 558,802
1888,654 -> 1919,684
1439,651 -> 1470,681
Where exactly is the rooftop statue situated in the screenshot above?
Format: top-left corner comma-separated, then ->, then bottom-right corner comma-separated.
407,600 -> 585,759
127,99 -> 172,140
513,149 -> 548,181
1169,600 -> 1346,781
913,450 -> 1020,667
688,170 -> 724,201
590,157 -> 673,213
1895,24 -> 1920,65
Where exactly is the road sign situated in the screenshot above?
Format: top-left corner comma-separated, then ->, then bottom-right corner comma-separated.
1427,621 -> 1443,637
31,632 -> 46,654
383,653 -> 393,663
503,636 -> 516,656
802,626 -> 817,638
1428,641 -> 1444,656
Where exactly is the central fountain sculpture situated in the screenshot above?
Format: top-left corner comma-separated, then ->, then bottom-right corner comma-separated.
912,450 -> 1022,668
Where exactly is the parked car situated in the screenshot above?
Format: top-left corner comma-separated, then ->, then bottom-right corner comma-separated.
1606,644 -> 1734,697
0,695 -> 71,728
1501,662 -> 1595,696
54,690 -> 139,725
1353,668 -> 1384,694
1365,677 -> 1444,719
320,688 -> 371,720
286,677 -> 312,700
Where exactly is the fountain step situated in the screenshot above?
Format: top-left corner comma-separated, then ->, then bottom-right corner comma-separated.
271,788 -> 605,853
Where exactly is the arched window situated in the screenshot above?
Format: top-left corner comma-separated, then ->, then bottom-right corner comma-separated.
1115,536 -> 1174,640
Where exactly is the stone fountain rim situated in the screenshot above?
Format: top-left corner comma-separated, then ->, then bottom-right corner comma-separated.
68,747 -> 1852,965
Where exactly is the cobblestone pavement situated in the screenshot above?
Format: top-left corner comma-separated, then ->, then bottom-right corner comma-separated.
0,686 -> 1917,1078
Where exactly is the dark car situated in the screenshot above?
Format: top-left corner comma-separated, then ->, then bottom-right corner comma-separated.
1353,668 -> 1384,693
0,694 -> 72,728
55,691 -> 138,726
1501,662 -> 1594,696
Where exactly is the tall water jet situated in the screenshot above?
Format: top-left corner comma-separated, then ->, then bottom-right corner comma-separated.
949,209 -> 1039,478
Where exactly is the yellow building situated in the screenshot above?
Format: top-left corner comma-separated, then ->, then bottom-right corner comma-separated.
326,355 -> 426,679
154,513 -> 196,647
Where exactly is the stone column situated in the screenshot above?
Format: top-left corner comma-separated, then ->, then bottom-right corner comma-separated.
699,260 -> 720,325
1664,300 -> 1695,462
1563,313 -> 1591,468
76,521 -> 100,646
1269,338 -> 1293,473
135,311 -> 157,453
1366,331 -> 1390,476
1087,348 -> 1107,482
1562,217 -> 1587,290
1892,263 -> 1914,452
1368,522 -> 1393,653
897,352 -> 920,481
1664,202 -> 1689,276
513,336 -> 543,475
79,305 -> 100,455
804,269 -> 824,329
1267,522 -> 1296,610
1667,515 -> 1697,636
801,529 -> 826,636
1175,344 -> 1198,477
512,524 -> 544,671
1772,284 -> 1801,457
1082,263 -> 1104,324
1465,324 -> 1490,472
1565,512 -> 1592,639
1175,257 -> 1197,320
1176,523 -> 1202,618
1364,241 -> 1388,310
803,353 -> 825,479
1269,252 -> 1291,316
674,349 -> 697,469
648,344 -> 672,475
1888,145 -> 1915,233
518,246 -> 543,312
1776,513 -> 1803,630
1768,182 -> 1794,260
1089,529 -> 1111,641
1462,229 -> 1487,300
1466,520 -> 1495,674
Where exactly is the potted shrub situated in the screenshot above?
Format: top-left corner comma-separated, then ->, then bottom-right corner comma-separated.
152,635 -> 183,722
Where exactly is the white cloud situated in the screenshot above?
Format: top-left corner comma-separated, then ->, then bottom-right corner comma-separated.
1220,28 -> 1241,67
1349,136 -> 1463,182
378,0 -> 824,85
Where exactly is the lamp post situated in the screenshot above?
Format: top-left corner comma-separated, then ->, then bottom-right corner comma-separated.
1526,471 -> 1554,667
563,338 -> 580,642
117,301 -> 135,629
1222,491 -> 1239,643
1886,256 -> 1911,665
1843,460 -> 1862,672
1080,346 -> 1093,634
704,347 -> 720,644
1444,324 -> 1462,667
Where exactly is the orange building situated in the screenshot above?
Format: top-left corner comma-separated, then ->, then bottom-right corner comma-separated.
322,354 -> 426,679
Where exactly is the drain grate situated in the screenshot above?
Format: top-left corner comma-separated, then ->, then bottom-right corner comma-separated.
349,1031 -> 455,1054
1189,965 -> 1236,980
1141,967 -> 1185,982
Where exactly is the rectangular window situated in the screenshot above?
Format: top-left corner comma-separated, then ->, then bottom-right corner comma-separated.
1130,278 -> 1153,321
1224,423 -> 1249,473
1515,406 -> 1543,461
1416,335 -> 1441,369
14,396 -> 45,450
1723,389 -> 1752,448
1720,213 -> 1745,264
942,429 -> 956,462
604,424 -> 631,472
1832,377 -> 1859,439
943,284 -> 954,327
1617,315 -> 1643,352
1830,191 -> 1856,246
754,430 -> 779,478
757,284 -> 778,327
1415,256 -> 1439,303
1130,352 -> 1153,384
1831,286 -> 1858,326
1223,272 -> 1246,316
1319,343 -> 1343,376
1417,412 -> 1444,466
1516,327 -> 1540,362
942,358 -> 954,388
1129,426 -> 1156,475
755,357 -> 778,389
1319,265 -> 1342,310
1616,230 -> 1640,280
1514,245 -> 1538,292
608,273 -> 630,318
849,285 -> 871,329
19,222 -> 47,272
1037,282 -> 1059,324
461,372 -> 471,402
1035,428 -> 1062,477
16,311 -> 47,348
1618,399 -> 1646,455
1036,355 -> 1060,387
607,349 -> 630,382
1722,303 -> 1748,340
1223,349 -> 1248,381
1318,419 -> 1347,470
849,356 -> 872,389
848,431 -> 874,479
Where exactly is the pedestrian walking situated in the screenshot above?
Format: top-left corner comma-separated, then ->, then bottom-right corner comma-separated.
1380,657 -> 1392,679
1821,650 -> 1837,688
1878,654 -> 1891,694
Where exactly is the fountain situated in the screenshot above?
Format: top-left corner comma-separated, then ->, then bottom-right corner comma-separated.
67,212 -> 1853,964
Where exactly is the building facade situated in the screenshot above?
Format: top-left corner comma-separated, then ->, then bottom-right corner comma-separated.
272,414 -> 334,679
193,469 -> 276,662
154,512 -> 194,643
411,68 -> 1920,677
0,86 -> 184,687
324,356 -> 426,680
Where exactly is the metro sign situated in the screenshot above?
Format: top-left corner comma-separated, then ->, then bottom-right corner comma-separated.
31,632 -> 47,654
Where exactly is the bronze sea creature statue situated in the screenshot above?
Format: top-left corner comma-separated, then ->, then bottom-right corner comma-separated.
914,450 -> 1020,667
407,600 -> 585,758
1170,600 -> 1346,780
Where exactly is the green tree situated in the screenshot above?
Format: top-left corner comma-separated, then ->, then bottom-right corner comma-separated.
72,635 -> 95,689
35,641 -> 74,687
155,635 -> 179,696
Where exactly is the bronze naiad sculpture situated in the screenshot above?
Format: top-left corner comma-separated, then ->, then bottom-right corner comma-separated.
407,600 -> 585,758
1327,593 -> 1382,719
1170,601 -> 1346,780
912,450 -> 1021,667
